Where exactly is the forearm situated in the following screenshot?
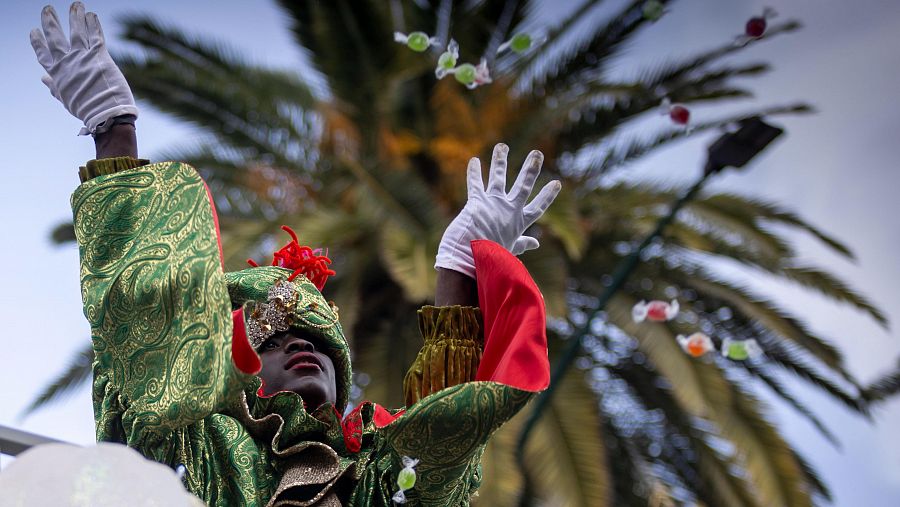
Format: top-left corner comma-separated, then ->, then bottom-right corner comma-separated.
435,267 -> 478,307
94,121 -> 137,159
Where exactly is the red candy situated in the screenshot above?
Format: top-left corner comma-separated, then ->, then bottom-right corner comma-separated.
737,8 -> 776,45
632,299 -> 679,323
745,17 -> 767,38
669,105 -> 690,125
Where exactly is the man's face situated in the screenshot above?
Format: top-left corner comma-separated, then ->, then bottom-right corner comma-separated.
257,329 -> 338,409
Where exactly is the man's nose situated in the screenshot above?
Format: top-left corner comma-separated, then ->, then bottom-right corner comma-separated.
283,335 -> 315,354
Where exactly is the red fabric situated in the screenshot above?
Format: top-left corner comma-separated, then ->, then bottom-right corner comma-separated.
231,308 -> 262,375
472,240 -> 550,392
341,406 -> 364,452
373,405 -> 404,428
341,403 -> 404,451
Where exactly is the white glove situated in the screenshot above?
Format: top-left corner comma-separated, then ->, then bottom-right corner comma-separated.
435,143 -> 562,278
30,2 -> 138,135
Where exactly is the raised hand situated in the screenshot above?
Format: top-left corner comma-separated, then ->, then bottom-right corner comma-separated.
30,2 -> 137,135
435,143 -> 562,278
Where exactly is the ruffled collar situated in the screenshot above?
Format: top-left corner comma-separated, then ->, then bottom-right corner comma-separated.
237,379 -> 351,456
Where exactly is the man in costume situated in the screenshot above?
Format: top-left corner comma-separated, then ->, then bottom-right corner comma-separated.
30,3 -> 562,505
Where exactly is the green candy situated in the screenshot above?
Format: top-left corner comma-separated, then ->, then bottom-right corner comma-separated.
510,32 -> 533,53
406,31 -> 431,52
726,342 -> 750,360
642,1 -> 665,21
438,51 -> 457,69
397,467 -> 417,490
453,63 -> 476,85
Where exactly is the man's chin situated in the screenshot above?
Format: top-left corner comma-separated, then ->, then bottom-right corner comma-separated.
286,380 -> 329,405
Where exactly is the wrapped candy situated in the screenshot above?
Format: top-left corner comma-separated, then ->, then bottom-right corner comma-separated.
632,299 -> 679,323
721,338 -> 763,360
641,1 -> 666,22
660,98 -> 690,127
497,32 -> 545,54
677,332 -> 713,358
394,31 -> 439,52
435,40 -> 459,79
474,58 -> 493,87
450,63 -> 477,87
392,456 -> 419,504
448,58 -> 492,89
736,8 -> 776,46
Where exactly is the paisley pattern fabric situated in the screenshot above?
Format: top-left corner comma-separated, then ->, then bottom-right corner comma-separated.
72,160 -> 539,506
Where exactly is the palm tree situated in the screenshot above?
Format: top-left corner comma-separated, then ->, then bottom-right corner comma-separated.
32,1 -> 891,505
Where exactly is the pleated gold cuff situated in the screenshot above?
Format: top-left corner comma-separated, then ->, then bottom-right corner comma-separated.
79,156 -> 150,183
403,305 -> 483,407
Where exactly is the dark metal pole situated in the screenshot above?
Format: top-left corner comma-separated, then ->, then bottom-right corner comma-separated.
0,424 -> 66,457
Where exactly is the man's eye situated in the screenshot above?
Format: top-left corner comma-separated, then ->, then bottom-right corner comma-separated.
262,340 -> 279,351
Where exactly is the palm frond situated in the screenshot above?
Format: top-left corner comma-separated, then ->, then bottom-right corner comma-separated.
638,21 -> 802,87
743,364 -> 840,447
379,221 -> 439,302
20,344 -> 93,418
275,0 -> 394,118
862,361 -> 900,403
701,194 -> 855,260
611,359 -> 761,507
781,266 -> 888,327
521,362 -> 611,506
538,0 -> 671,92
117,17 -> 318,168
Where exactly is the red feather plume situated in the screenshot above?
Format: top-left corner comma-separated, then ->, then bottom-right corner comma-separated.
246,225 -> 336,290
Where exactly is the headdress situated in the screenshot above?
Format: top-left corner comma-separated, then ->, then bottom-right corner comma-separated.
226,226 -> 351,410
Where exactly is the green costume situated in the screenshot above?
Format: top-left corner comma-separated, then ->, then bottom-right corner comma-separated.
74,158 -> 549,506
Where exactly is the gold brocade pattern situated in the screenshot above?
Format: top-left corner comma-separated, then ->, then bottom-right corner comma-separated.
74,160 -> 538,506
384,382 -> 533,505
78,156 -> 151,182
404,306 -> 484,406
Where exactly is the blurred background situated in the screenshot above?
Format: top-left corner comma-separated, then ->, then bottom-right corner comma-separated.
2,1 -> 900,505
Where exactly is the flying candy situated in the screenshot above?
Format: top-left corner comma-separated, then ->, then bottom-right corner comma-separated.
721,338 -> 763,360
450,63 -> 477,87
641,1 -> 666,22
447,58 -> 492,89
632,299 -> 679,323
435,40 -> 459,79
659,98 -> 693,133
392,456 -> 419,504
660,98 -> 690,127
677,333 -> 713,358
497,32 -> 544,54
736,8 -> 776,46
394,31 -> 439,52
474,58 -> 493,87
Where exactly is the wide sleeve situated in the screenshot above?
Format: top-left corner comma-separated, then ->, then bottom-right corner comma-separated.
380,239 -> 550,505
72,160 -> 258,452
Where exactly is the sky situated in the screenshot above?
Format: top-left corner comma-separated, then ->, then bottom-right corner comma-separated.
1,0 -> 899,504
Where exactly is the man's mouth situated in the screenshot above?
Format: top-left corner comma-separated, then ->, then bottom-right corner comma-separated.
285,352 -> 323,371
